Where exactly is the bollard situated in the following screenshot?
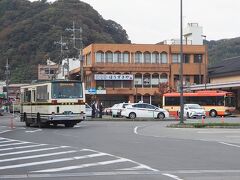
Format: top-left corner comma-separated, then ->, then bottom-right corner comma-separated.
10,116 -> 15,129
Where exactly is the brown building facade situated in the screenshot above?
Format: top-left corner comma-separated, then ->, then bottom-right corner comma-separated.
70,43 -> 207,107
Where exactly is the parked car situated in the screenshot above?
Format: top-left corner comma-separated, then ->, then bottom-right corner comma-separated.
121,102 -> 169,120
111,103 -> 131,117
85,103 -> 92,117
103,104 -> 119,115
178,104 -> 206,118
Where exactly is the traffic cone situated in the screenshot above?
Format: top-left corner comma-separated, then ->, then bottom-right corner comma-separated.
201,116 -> 204,124
221,116 -> 224,123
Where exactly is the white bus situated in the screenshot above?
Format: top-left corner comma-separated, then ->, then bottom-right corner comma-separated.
20,80 -> 86,128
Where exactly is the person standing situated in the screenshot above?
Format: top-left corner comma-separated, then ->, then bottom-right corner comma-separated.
99,102 -> 103,118
91,101 -> 96,118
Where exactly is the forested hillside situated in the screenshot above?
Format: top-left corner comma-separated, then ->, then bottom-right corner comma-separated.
0,0 -> 239,83
0,0 -> 130,83
207,38 -> 240,66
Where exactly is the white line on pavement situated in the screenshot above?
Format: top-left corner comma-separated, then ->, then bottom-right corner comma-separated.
0,144 -> 47,152
0,152 -> 107,170
0,130 -> 12,134
0,146 -> 69,157
134,126 -> 139,134
0,150 -> 77,163
162,173 -> 183,180
0,142 -> 30,147
33,158 -> 129,173
219,142 -> 240,148
25,129 -> 42,133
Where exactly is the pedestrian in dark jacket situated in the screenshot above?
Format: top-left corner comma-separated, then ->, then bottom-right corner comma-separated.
91,102 -> 96,118
99,102 -> 103,118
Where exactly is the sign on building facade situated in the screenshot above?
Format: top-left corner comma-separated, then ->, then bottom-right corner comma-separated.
94,74 -> 133,81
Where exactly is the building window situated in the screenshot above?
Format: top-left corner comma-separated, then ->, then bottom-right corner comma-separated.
161,52 -> 168,64
123,51 -> 130,63
105,51 -> 113,63
143,52 -> 151,64
183,54 -> 190,63
160,73 -> 168,83
86,53 -> 91,65
135,51 -> 142,63
152,52 -> 159,64
44,69 -> 55,75
172,54 -> 181,63
96,80 -> 104,89
135,73 -> 142,87
194,75 -> 203,84
96,51 -> 104,63
113,51 -> 121,63
143,73 -> 151,87
194,54 -> 203,63
152,73 -> 159,87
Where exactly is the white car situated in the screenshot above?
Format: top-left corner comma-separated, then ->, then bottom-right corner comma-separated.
111,103 -> 131,117
121,103 -> 169,120
85,103 -> 92,117
179,104 -> 206,118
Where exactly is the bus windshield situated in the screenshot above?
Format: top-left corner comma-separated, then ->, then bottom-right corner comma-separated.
225,96 -> 235,107
52,82 -> 83,99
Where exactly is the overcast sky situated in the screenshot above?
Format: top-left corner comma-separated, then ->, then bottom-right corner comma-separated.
31,0 -> 240,44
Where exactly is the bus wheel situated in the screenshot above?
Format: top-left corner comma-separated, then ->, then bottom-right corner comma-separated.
209,110 -> 217,117
24,113 -> 30,127
37,113 -> 42,128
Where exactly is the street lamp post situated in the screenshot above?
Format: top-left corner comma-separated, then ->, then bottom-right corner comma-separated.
179,0 -> 184,124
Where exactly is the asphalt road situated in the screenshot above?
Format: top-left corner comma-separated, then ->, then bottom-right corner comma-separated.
0,114 -> 240,180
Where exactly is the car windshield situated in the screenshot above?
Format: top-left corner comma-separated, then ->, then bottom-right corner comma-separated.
188,104 -> 202,109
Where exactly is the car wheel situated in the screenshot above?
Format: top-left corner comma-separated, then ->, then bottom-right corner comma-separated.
129,112 -> 136,119
209,110 -> 217,117
157,112 -> 165,120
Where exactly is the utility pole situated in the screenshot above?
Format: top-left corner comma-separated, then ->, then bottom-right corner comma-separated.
54,35 -> 68,79
179,0 -> 184,124
5,59 -> 10,113
66,21 -> 84,82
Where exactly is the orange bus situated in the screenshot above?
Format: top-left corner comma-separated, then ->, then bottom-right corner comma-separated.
163,90 -> 236,117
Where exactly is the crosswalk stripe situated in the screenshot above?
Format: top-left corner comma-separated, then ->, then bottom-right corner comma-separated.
0,142 -> 30,147
0,152 -> 107,170
0,144 -> 47,152
0,140 -> 17,144
0,150 -> 77,163
33,158 -> 129,173
0,146 -> 69,157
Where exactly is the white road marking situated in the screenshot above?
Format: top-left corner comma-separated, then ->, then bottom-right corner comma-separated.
0,144 -> 47,152
0,130 -> 12,134
82,148 -> 159,172
0,152 -> 107,170
0,140 -> 17,144
0,150 -> 77,163
0,142 -> 30,147
0,146 -> 69,157
33,158 -> 129,173
219,142 -> 240,148
134,126 -> 139,134
162,173 -> 183,180
198,130 -> 240,134
25,129 -> 42,133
